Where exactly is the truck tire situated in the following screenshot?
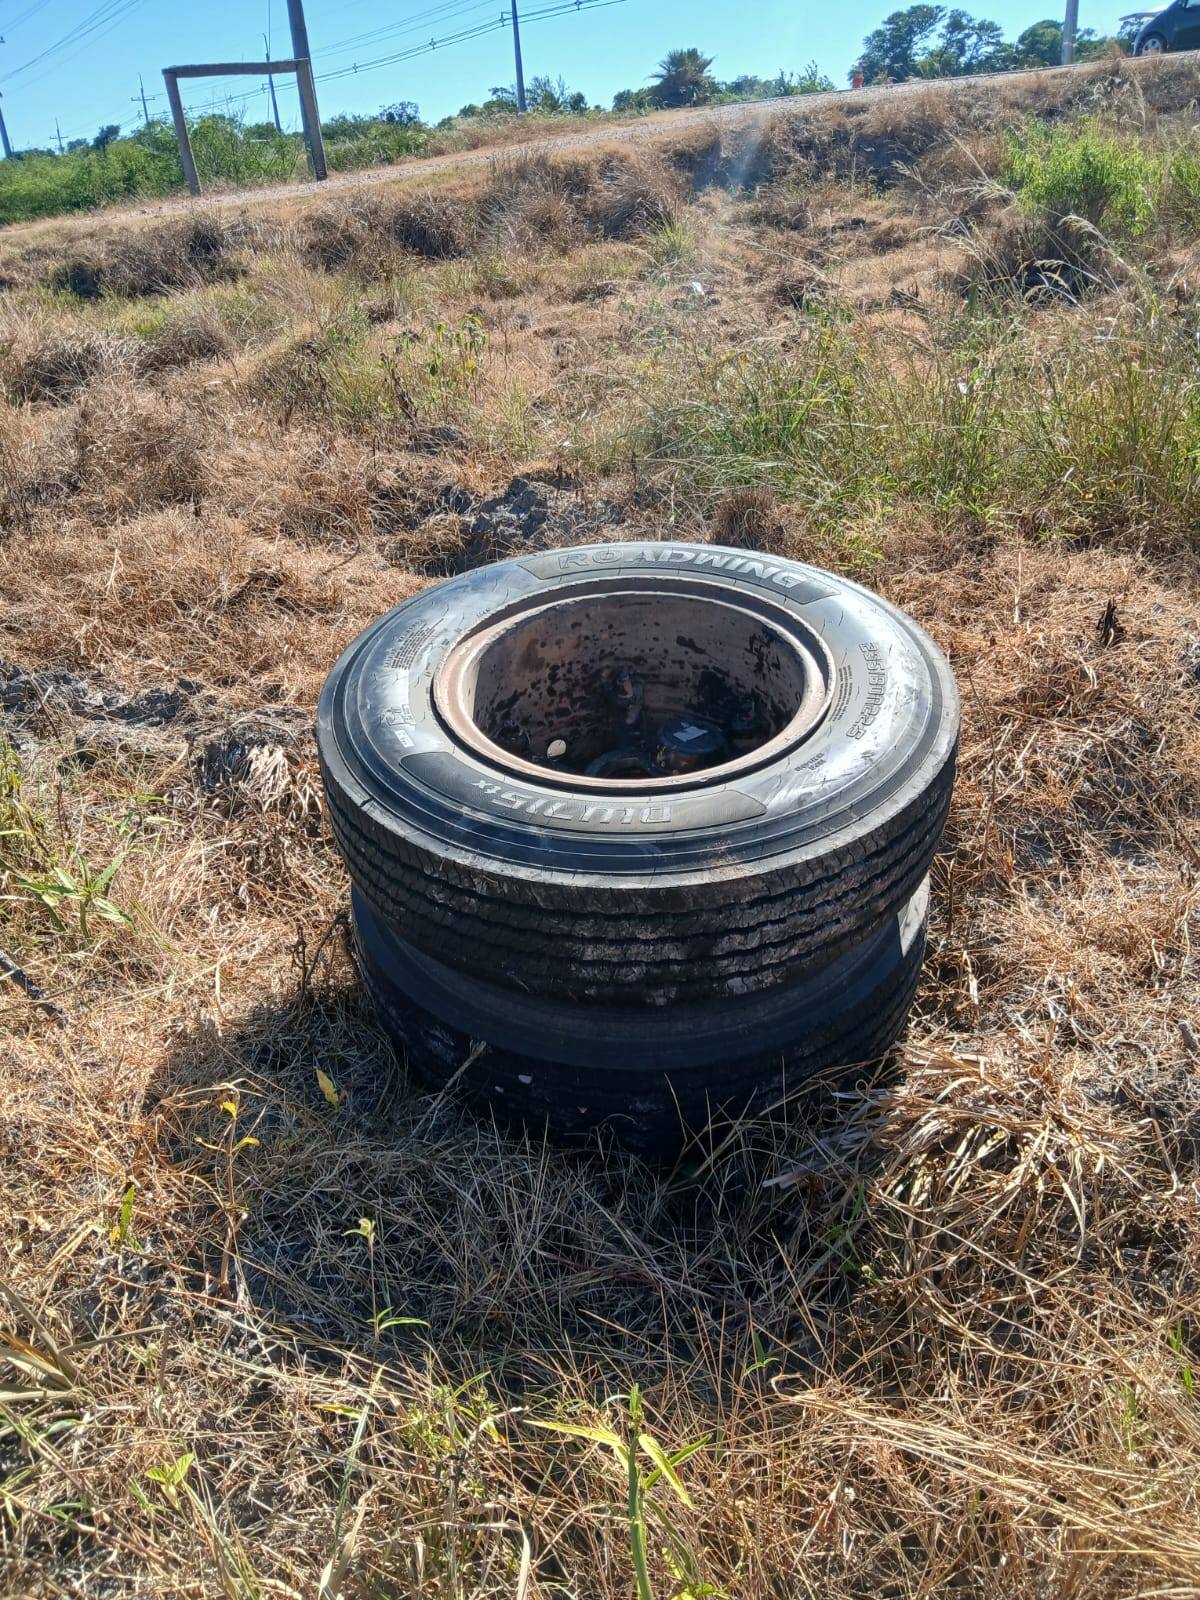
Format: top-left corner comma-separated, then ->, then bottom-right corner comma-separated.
317,542 -> 958,1003
351,881 -> 929,1156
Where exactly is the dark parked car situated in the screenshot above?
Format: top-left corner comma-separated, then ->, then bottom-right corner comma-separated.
1132,0 -> 1200,53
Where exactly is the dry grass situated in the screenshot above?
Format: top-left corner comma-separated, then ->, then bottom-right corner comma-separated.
70,382 -> 212,517
1,74 -> 1198,1600
46,213 -> 251,301
709,485 -> 784,547
1,318 -> 135,404
135,300 -> 235,373
294,148 -> 691,284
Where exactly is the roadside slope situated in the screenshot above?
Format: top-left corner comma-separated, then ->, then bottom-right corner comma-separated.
0,56 -> 1180,241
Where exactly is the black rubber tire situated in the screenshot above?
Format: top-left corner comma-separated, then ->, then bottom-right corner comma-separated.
351,882 -> 929,1157
318,542 -> 958,1004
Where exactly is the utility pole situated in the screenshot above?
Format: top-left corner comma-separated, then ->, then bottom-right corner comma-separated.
510,0 -> 527,111
1062,0 -> 1078,62
0,39 -> 14,158
284,0 -> 327,177
134,72 -> 151,125
264,34 -> 282,131
0,34 -> 12,157
55,119 -> 64,153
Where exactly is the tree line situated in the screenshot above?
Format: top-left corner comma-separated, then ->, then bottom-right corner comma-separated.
853,5 -> 1128,81
454,53 -> 834,118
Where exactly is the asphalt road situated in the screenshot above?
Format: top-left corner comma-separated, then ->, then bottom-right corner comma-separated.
0,57 -> 1170,238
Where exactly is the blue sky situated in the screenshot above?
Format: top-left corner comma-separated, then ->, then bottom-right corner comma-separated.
1,0 -> 1132,152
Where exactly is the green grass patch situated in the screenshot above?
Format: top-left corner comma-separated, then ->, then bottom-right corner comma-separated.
0,739 -> 146,952
1160,134 -> 1200,233
325,122 -> 428,173
262,310 -> 492,432
618,307 -> 1200,545
1002,119 -> 1161,237
188,117 -> 303,187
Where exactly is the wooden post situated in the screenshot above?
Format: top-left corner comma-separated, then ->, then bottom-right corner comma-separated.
162,70 -> 200,196
161,57 -> 325,186
286,0 -> 327,181
294,57 -> 327,179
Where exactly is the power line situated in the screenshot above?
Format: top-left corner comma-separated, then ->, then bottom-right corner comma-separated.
318,0 -> 626,85
1,0 -> 151,100
322,16 -> 515,84
173,0 -> 623,119
317,0 -> 499,59
22,0 -> 624,153
1,0 -> 57,37
0,0 -> 144,82
31,0 -> 528,79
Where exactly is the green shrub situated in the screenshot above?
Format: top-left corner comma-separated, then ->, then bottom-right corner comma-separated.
0,110 -> 427,225
325,120 -> 428,172
260,315 -> 390,428
1161,135 -> 1200,232
0,141 -> 180,223
1001,119 -> 1160,237
189,116 -> 303,185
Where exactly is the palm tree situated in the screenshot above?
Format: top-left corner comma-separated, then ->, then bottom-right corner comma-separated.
651,48 -> 717,108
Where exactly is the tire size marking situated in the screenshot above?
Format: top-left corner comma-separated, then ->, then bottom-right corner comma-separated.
828,669 -> 854,726
385,622 -> 437,671
472,779 -> 672,826
847,642 -> 888,741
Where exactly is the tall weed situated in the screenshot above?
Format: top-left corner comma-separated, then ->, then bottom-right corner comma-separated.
622,306 -> 1200,545
1160,133 -> 1200,232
